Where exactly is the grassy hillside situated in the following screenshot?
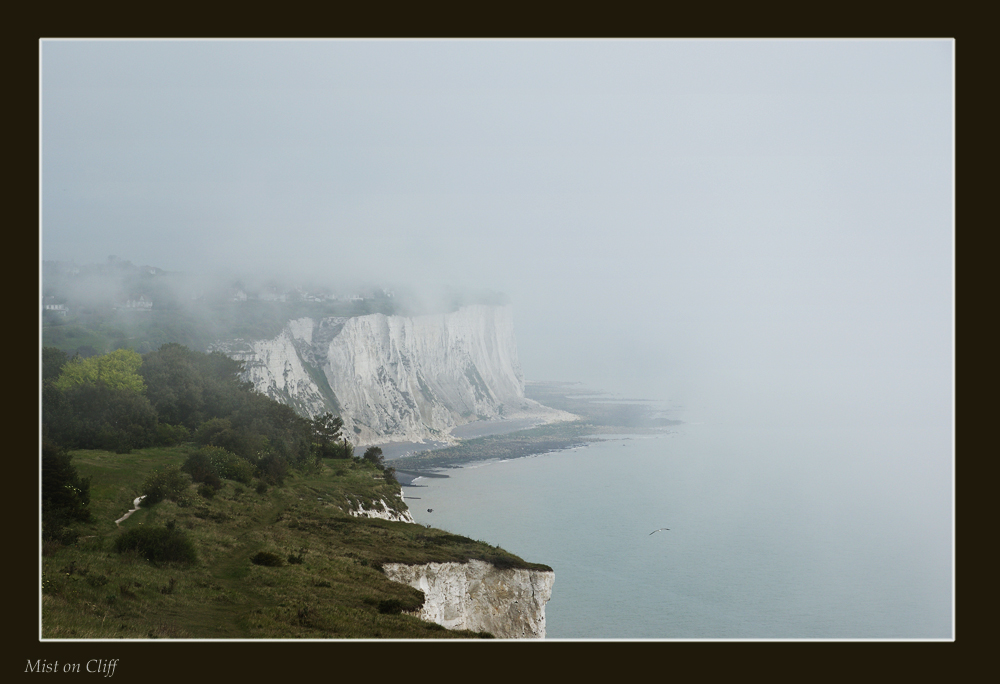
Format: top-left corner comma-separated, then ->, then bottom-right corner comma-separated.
42,444 -> 546,639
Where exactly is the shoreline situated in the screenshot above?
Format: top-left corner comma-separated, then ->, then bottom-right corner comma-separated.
387,382 -> 685,483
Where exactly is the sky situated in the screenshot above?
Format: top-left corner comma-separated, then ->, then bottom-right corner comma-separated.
40,39 -> 953,416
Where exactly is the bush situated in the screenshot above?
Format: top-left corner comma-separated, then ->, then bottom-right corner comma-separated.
255,453 -> 287,485
193,417 -> 232,446
329,440 -> 354,460
250,551 -> 284,567
141,467 -> 191,505
47,383 -> 158,453
183,446 -> 254,485
42,439 -> 91,541
155,422 -> 190,446
113,525 -> 197,564
208,447 -> 254,484
363,446 -> 385,469
377,598 -> 404,614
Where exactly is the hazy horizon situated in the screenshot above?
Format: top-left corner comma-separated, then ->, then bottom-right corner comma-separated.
41,38 -> 952,413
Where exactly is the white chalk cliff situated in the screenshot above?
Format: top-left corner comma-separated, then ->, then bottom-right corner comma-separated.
382,560 -> 554,638
211,305 -> 572,445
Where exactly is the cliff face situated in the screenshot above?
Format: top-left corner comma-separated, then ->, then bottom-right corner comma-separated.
211,305 -> 571,445
382,560 -> 554,638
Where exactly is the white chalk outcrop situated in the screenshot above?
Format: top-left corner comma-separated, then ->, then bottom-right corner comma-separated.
211,305 -> 574,445
349,497 -> 416,524
382,559 -> 554,638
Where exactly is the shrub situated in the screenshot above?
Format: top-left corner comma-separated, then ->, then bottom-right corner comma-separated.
51,383 -> 158,453
198,484 -> 216,499
156,422 -> 190,446
255,453 -> 287,485
113,525 -> 197,564
183,446 -> 254,485
193,417 -> 232,446
42,439 -> 91,541
250,551 -> 284,567
181,451 -> 213,483
377,598 -> 404,614
86,574 -> 109,588
141,467 -> 191,505
207,447 -> 254,484
363,446 -> 385,469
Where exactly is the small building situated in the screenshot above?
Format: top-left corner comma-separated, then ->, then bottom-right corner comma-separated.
42,297 -> 68,316
117,295 -> 153,312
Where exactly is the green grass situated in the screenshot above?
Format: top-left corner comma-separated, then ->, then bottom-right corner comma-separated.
42,445 -> 538,638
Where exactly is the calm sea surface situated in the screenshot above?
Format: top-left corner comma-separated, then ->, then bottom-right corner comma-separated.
402,403 -> 953,639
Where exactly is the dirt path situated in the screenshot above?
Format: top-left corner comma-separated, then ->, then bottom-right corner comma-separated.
114,495 -> 147,525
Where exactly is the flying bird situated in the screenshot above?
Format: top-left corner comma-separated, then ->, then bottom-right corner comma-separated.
427,508 -> 434,513
649,528 -> 670,535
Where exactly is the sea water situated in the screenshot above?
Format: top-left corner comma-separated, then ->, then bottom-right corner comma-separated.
402,402 -> 953,639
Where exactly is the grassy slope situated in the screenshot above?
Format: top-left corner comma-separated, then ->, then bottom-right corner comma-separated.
42,445 -> 547,639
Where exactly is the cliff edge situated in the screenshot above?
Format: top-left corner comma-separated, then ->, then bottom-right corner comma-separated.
382,559 -> 554,638
211,305 -> 574,445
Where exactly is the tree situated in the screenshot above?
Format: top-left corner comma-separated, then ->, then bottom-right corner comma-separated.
42,439 -> 91,541
139,344 -> 249,428
311,412 -> 346,459
54,348 -> 146,394
362,446 -> 385,469
42,347 -> 68,383
45,383 -> 158,453
382,464 -> 397,483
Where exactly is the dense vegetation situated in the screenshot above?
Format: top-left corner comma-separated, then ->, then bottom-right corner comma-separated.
42,343 -> 368,543
40,444 -> 540,638
42,343 -> 346,462
41,343 -> 542,638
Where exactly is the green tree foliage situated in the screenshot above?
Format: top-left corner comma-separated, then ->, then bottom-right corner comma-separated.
42,347 -> 69,383
139,344 -> 249,428
54,348 -> 146,394
141,467 -> 191,506
46,383 -> 159,453
42,439 -> 92,541
44,348 -> 157,452
383,464 -> 397,483
182,446 -> 254,485
363,446 -> 385,468
327,440 -> 354,460
43,342 -> 354,498
193,417 -> 234,446
155,422 -> 191,446
256,452 -> 288,485
311,412 -> 347,459
362,445 -> 396,481
227,392 -> 313,464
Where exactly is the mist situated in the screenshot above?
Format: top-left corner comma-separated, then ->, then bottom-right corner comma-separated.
40,38 -> 953,639
41,39 -> 952,407
41,42 -> 953,451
